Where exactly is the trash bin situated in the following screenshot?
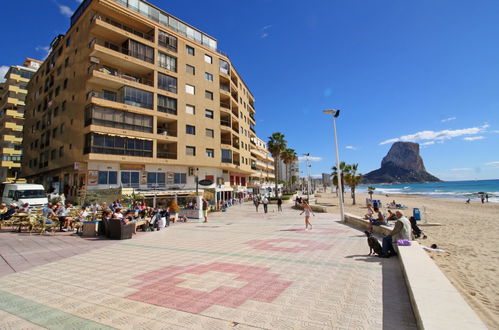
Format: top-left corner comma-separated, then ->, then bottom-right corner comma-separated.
82,221 -> 99,237
413,208 -> 421,221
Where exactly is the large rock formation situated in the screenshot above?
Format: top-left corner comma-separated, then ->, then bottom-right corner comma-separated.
362,142 -> 441,184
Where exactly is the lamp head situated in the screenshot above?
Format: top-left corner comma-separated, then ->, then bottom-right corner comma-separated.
323,109 -> 340,118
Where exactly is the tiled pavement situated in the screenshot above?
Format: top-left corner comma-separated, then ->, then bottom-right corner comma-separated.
0,203 -> 417,329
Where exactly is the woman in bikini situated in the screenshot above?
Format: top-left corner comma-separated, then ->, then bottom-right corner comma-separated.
300,201 -> 315,230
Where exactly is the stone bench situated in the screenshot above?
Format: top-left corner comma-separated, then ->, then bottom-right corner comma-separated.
398,242 -> 486,329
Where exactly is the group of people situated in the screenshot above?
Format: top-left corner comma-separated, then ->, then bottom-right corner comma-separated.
252,195 -> 283,213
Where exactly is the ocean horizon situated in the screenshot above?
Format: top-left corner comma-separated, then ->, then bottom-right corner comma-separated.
357,179 -> 499,203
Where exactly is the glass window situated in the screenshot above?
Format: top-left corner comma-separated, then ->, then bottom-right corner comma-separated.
186,45 -> 195,55
121,86 -> 153,109
98,171 -> 117,184
185,84 -> 195,95
174,173 -> 186,184
186,146 -> 196,156
186,104 -> 195,115
158,73 -> 177,93
205,72 -> 213,81
205,90 -> 213,100
219,59 -> 230,75
204,54 -> 213,64
205,109 -> 214,119
121,171 -> 140,187
186,125 -> 195,135
206,128 -> 214,138
157,95 -> 177,114
158,52 -> 177,72
221,149 -> 232,163
186,64 -> 195,75
85,105 -> 153,133
206,148 -> 214,158
158,30 -> 177,51
127,39 -> 154,63
147,172 -> 166,187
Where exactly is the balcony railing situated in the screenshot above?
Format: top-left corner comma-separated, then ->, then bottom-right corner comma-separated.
90,38 -> 154,64
233,161 -> 240,166
88,65 -> 153,87
91,14 -> 154,42
157,105 -> 177,115
157,128 -> 177,137
221,139 -> 231,145
220,120 -> 231,127
87,90 -> 153,110
220,102 -> 231,110
157,152 -> 177,159
222,158 -> 232,163
220,84 -> 230,92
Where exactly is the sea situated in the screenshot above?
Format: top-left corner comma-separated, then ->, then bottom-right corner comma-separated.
357,179 -> 499,203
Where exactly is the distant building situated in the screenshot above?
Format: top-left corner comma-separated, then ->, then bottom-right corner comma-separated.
0,58 -> 41,182
249,136 -> 276,195
322,173 -> 332,186
279,158 -> 299,186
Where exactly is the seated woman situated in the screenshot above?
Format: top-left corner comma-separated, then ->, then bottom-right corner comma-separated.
364,203 -> 374,220
369,206 -> 386,231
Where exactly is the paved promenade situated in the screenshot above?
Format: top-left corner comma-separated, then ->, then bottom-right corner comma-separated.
0,202 -> 416,329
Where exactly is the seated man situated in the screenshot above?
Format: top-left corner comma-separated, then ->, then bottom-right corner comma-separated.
381,211 -> 412,257
386,210 -> 397,221
0,204 -> 18,221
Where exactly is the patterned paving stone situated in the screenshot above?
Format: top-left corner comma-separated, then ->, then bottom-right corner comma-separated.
0,202 -> 416,329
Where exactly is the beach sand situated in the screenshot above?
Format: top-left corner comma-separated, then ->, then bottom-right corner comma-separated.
320,192 -> 499,328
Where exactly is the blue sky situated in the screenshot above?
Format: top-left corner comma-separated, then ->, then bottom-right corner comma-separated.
1,0 -> 498,180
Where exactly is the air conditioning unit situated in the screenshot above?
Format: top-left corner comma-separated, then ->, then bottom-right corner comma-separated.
90,56 -> 100,64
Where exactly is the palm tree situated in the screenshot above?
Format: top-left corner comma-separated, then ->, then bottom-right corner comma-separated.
268,132 -> 287,196
331,161 -> 347,197
344,163 -> 362,205
281,148 -> 297,191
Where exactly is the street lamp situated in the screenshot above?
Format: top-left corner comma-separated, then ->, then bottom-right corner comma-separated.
323,109 -> 344,223
303,153 -> 312,202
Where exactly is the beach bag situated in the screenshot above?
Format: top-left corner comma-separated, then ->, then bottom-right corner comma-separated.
397,239 -> 411,246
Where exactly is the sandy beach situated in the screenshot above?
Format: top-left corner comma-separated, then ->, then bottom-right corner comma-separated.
318,192 -> 499,328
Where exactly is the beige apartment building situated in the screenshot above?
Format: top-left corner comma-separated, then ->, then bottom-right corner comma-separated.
22,0 -> 260,203
248,136 -> 277,195
0,58 -> 41,182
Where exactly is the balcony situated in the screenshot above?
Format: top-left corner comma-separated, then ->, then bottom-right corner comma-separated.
221,139 -> 231,146
157,152 -> 177,159
88,89 -> 153,110
91,14 -> 154,43
4,122 -> 23,132
88,64 -> 154,90
157,141 -> 177,160
157,119 -> 177,139
89,39 -> 155,73
5,109 -> 24,119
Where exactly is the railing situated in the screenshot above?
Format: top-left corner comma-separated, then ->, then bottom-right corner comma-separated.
220,102 -> 230,109
87,90 -> 153,110
88,64 -> 153,87
157,128 -> 177,137
220,120 -> 231,127
220,84 -> 230,92
232,143 -> 240,149
231,92 -> 238,101
233,161 -> 240,166
157,105 -> 177,115
222,158 -> 232,163
89,38 -> 154,64
91,14 -> 154,42
157,152 -> 177,159
231,125 -> 239,133
221,139 -> 231,145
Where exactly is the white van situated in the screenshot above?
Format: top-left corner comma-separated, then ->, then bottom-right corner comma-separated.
0,183 -> 48,207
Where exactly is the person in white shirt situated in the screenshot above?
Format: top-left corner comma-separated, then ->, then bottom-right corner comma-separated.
381,211 -> 412,257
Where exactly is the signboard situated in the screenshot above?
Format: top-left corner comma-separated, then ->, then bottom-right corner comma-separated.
88,170 -> 98,185
120,164 -> 145,171
198,179 -> 213,186
74,162 -> 88,171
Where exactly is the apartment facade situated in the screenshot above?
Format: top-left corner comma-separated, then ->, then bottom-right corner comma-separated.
248,136 -> 276,195
0,58 -> 41,182
278,158 -> 299,186
22,0 -> 258,201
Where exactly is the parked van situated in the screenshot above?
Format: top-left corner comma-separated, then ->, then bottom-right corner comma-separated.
0,183 -> 48,207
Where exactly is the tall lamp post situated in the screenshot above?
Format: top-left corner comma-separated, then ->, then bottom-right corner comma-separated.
323,109 -> 344,223
303,153 -> 312,202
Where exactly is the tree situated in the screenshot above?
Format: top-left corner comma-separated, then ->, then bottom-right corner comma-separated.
344,163 -> 362,205
331,161 -> 347,197
267,132 -> 287,196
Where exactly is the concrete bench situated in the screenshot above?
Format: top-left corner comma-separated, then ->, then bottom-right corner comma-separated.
398,242 -> 486,329
344,213 -> 392,236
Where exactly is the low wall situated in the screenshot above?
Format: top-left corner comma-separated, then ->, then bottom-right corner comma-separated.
344,213 -> 392,236
293,203 -> 329,213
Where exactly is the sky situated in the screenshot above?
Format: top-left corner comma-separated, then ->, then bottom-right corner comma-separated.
1,0 -> 498,181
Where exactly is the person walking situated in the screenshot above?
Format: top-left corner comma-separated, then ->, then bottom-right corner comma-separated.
300,201 -> 314,230
253,196 -> 260,212
277,197 -> 283,212
262,196 -> 269,214
202,198 -> 209,223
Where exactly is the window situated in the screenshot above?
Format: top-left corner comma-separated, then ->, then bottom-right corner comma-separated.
221,149 -> 232,163
158,30 -> 178,51
52,128 -> 57,138
174,173 -> 186,184
84,133 -> 153,157
185,84 -> 195,95
158,73 -> 177,93
206,128 -> 214,138
186,146 -> 196,156
121,171 -> 140,188
205,90 -> 213,100
219,59 -> 230,74
51,149 -> 56,160
84,105 -> 153,133
185,104 -> 195,115
147,172 -> 166,187
63,79 -> 68,89
204,54 -> 213,64
65,57 -> 69,67
59,146 -> 64,157
206,148 -> 214,158
66,36 -> 71,47
157,95 -> 177,114
205,72 -> 213,81
122,86 -> 153,109
60,123 -> 65,133
186,64 -> 195,75
127,39 -> 154,63
205,109 -> 214,119
158,52 -> 177,72
186,125 -> 195,135
186,45 -> 195,55
62,101 -> 66,111
98,171 -> 118,185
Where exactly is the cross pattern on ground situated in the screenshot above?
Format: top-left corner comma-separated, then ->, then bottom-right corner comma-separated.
0,202 -> 417,329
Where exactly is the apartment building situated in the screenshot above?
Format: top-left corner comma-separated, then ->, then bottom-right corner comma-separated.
0,58 -> 42,182
22,0 -> 258,201
278,158 -> 299,187
249,136 -> 276,195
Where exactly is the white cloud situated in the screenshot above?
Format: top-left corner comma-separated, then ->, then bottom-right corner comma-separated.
379,124 -> 490,145
0,65 -> 9,83
298,156 -> 322,162
450,168 -> 472,171
260,25 -> 272,38
463,136 -> 485,141
345,146 -> 357,150
35,46 -> 51,60
421,141 -> 435,146
485,161 -> 499,167
59,4 -> 74,17
441,117 -> 456,123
